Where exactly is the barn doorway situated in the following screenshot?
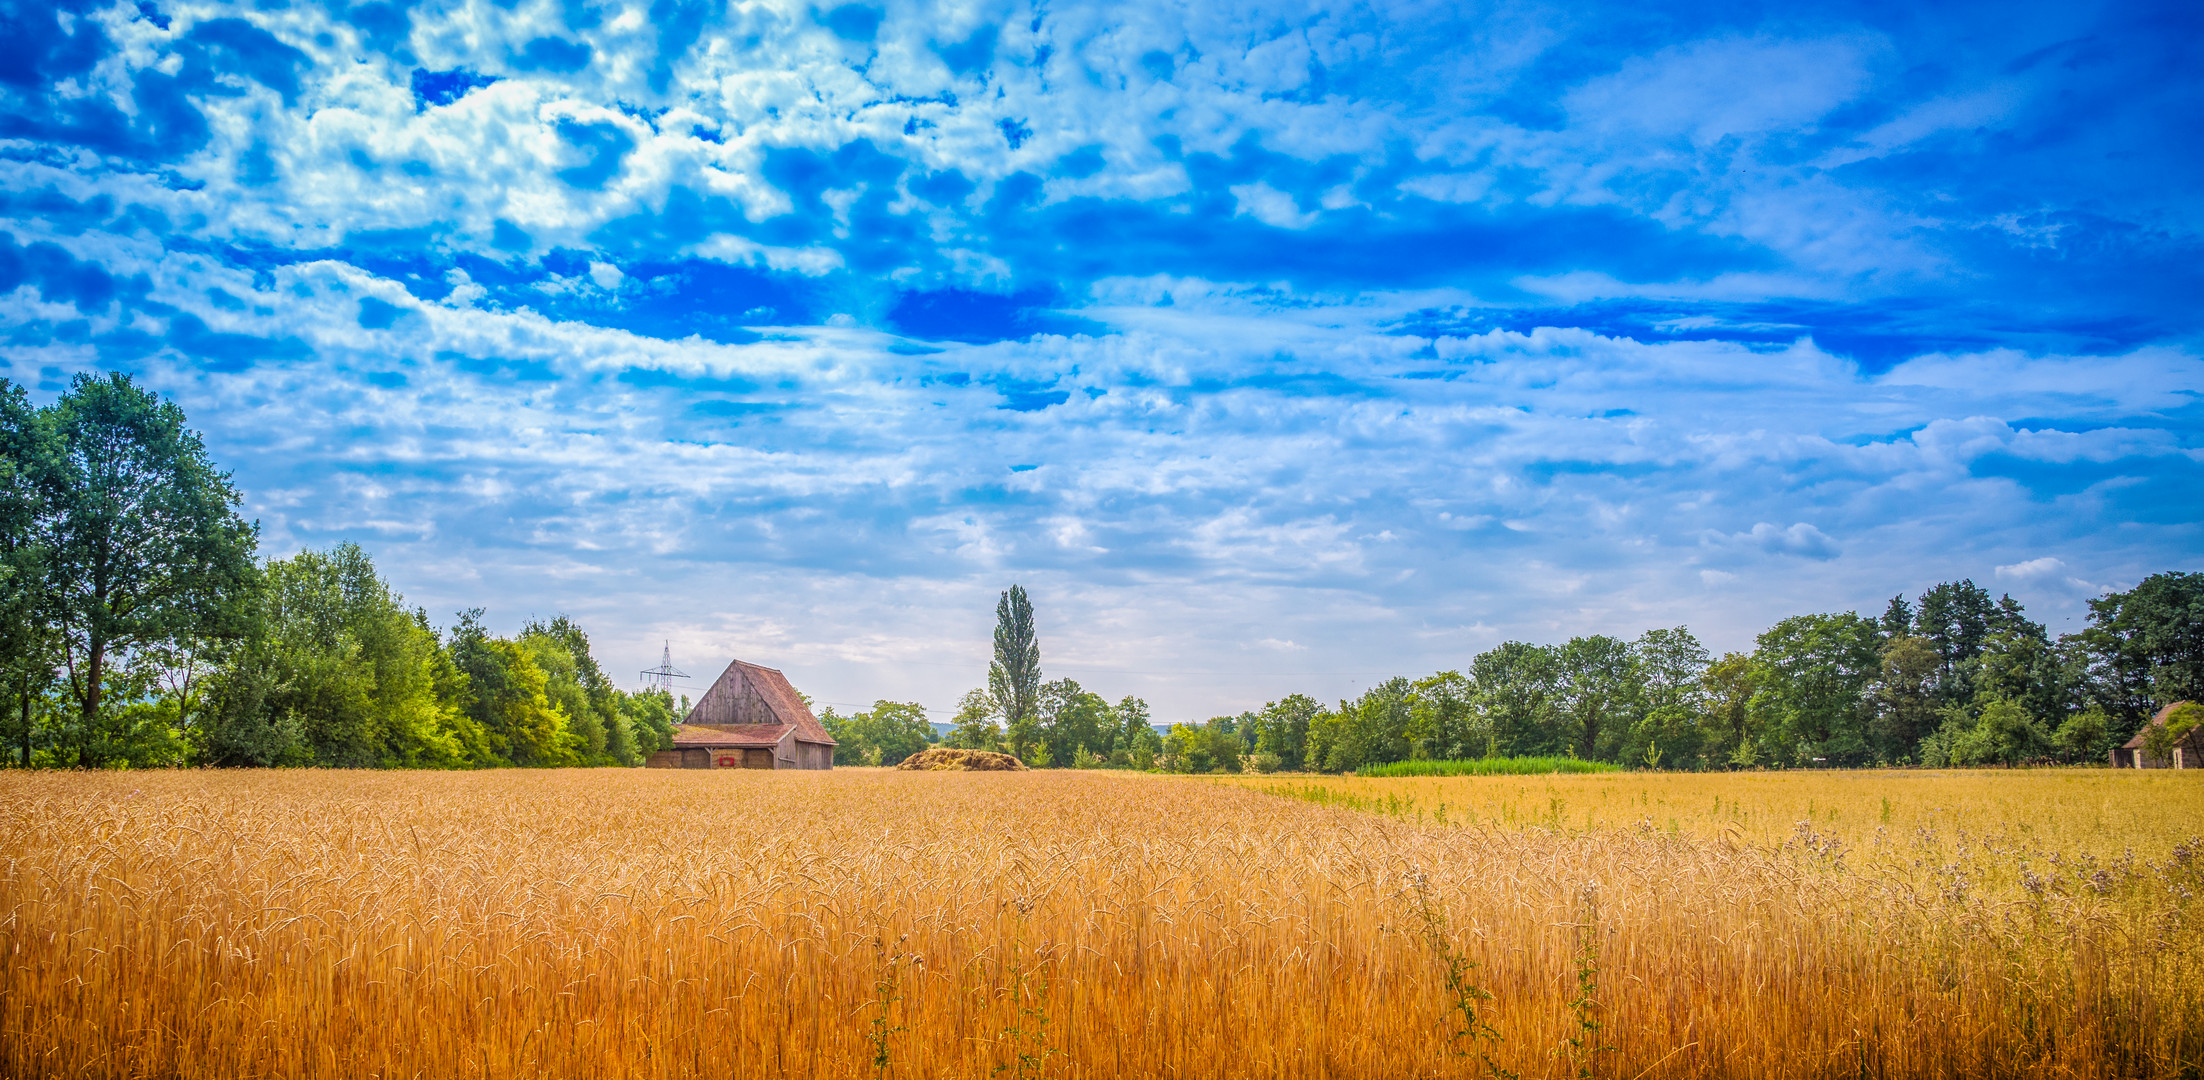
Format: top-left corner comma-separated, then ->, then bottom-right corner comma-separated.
681,749 -> 710,769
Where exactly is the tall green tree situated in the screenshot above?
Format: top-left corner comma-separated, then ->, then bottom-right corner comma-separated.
1751,612 -> 1881,765
1699,651 -> 1762,767
35,373 -> 257,766
1916,580 -> 1997,701
1250,694 -> 1318,770
1554,635 -> 1638,760
521,615 -> 638,765
1038,677 -> 1110,765
447,610 -> 575,767
989,585 -> 1042,758
2077,572 -> 2204,739
0,380 -> 57,766
1469,641 -> 1560,756
201,544 -> 476,768
1869,635 -> 1940,762
1623,627 -> 1710,766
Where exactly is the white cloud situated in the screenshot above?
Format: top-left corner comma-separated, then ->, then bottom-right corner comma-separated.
9,252 -> 2193,719
1229,182 -> 1318,229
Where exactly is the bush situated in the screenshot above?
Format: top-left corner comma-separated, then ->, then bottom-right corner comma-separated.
1247,751 -> 1284,774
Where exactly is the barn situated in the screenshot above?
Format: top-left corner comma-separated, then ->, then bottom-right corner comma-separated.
2112,701 -> 2202,769
645,659 -> 836,770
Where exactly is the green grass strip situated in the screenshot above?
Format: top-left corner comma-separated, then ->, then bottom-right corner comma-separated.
1356,757 -> 1621,777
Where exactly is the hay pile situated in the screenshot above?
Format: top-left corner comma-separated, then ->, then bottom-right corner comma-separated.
895,748 -> 1028,771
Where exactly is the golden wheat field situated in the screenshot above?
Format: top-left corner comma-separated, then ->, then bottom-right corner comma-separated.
4,768 -> 2203,1080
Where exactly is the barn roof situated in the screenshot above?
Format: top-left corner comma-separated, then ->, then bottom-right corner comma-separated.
739,662 -> 837,745
688,659 -> 838,746
2120,701 -> 2200,750
671,724 -> 792,748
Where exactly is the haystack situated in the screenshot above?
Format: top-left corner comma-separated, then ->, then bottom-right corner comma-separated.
896,748 -> 1029,771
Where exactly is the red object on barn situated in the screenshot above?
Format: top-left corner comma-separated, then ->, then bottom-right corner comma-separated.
644,659 -> 837,770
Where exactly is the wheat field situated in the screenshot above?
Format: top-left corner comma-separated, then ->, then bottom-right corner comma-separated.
4,768 -> 2202,1080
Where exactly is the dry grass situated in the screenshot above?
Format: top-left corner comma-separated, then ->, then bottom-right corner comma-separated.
896,748 -> 1029,770
1221,768 -> 2204,859
3,768 -> 2202,1080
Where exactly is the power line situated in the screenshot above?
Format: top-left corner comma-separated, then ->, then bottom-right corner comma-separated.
640,642 -> 691,693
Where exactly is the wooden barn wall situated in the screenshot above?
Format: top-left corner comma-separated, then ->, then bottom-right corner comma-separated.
689,668 -> 780,728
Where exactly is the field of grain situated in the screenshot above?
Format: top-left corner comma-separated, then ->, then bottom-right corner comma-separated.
4,768 -> 2203,1079
1223,767 -> 2204,857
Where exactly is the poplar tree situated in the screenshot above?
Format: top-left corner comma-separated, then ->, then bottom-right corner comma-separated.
989,584 -> 1041,759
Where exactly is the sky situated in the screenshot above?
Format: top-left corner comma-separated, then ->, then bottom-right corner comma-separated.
1,0 -> 2199,722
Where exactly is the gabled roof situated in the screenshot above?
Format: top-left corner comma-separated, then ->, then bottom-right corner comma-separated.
2120,701 -> 2200,750
671,724 -> 792,748
687,659 -> 838,746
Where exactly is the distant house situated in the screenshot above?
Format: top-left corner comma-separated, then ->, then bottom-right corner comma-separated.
2112,701 -> 2202,769
645,659 -> 836,770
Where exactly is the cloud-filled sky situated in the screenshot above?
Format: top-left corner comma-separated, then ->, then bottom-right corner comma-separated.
2,0 -> 2198,720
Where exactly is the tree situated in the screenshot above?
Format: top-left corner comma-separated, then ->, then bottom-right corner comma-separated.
447,610 -> 575,766
0,380 -> 57,766
1250,694 -> 1318,770
200,545 -> 478,768
1554,636 -> 1637,761
1699,652 -> 1761,768
522,615 -> 637,765
1114,695 -> 1160,768
823,700 -> 935,766
2077,573 -> 2204,740
618,688 -> 678,755
1038,677 -> 1109,766
1878,594 -> 1913,639
1751,613 -> 1880,765
34,373 -> 257,766
1948,699 -> 2050,766
989,585 -> 1042,758
1869,635 -> 1940,763
944,688 -> 1003,751
1469,642 -> 1560,756
1623,628 -> 1710,767
1916,580 -> 1996,701
2052,706 -> 2109,764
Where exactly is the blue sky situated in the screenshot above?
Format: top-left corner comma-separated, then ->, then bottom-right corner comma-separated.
2,0 -> 2198,720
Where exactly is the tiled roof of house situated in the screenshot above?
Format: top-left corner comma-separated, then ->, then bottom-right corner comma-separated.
670,724 -> 792,748
2120,701 -> 2199,750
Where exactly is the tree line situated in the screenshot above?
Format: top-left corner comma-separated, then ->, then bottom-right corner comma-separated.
8,373 -> 2197,773
859,575 -> 2203,773
0,373 -> 676,768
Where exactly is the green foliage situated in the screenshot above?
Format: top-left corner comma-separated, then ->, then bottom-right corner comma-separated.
31,373 -> 258,767
1564,883 -> 1614,1079
449,611 -> 578,767
1405,870 -> 1514,1078
825,700 -> 936,766
1751,612 -> 1882,766
2080,572 -> 2204,741
989,585 -> 1042,755
1356,757 -> 1621,777
2052,707 -> 2110,763
944,689 -> 1004,751
520,616 -> 639,765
